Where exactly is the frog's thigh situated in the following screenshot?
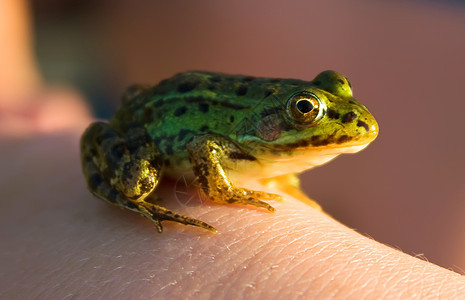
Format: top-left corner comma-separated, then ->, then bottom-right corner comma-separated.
81,122 -> 163,199
259,174 -> 322,210
186,134 -> 282,212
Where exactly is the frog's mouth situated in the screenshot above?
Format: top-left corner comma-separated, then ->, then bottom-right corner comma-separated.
272,141 -> 371,160
260,136 -> 375,154
248,138 -> 374,173
316,142 -> 371,154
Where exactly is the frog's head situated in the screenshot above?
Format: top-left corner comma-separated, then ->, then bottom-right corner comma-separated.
240,70 -> 378,173
281,70 -> 379,150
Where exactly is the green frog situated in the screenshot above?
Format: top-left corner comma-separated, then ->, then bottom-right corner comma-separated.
80,70 -> 378,233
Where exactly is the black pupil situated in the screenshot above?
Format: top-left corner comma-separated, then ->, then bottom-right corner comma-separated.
296,99 -> 314,113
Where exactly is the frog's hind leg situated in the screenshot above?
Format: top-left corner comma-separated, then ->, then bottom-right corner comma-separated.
80,122 -> 216,233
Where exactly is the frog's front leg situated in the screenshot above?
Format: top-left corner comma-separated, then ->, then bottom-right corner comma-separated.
81,122 -> 216,233
187,134 -> 282,212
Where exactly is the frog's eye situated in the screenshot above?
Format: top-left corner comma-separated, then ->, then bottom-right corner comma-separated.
286,92 -> 324,126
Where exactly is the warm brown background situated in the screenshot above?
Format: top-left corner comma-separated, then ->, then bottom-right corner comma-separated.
32,0 -> 465,272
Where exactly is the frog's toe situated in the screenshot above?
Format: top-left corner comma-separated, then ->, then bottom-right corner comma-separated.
141,202 -> 217,233
240,197 -> 276,212
152,219 -> 164,233
243,188 -> 284,202
222,187 -> 279,212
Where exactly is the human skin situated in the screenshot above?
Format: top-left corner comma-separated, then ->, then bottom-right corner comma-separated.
1,129 -> 465,299
1,1 -> 464,298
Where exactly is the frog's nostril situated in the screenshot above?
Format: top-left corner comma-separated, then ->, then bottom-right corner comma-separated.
355,115 -> 378,139
341,112 -> 357,123
356,120 -> 369,131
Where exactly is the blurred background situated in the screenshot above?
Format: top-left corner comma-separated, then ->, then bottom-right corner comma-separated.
29,0 -> 465,272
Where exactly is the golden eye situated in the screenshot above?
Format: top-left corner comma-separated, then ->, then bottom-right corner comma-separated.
286,92 -> 323,126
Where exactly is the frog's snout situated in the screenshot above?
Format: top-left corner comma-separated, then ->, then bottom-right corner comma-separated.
357,112 -> 379,141
340,106 -> 378,143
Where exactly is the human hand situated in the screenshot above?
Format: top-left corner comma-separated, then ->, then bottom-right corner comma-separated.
1,135 -> 464,298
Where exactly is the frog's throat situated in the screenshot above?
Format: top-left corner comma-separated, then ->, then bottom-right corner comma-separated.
263,142 -> 370,163
228,143 -> 371,182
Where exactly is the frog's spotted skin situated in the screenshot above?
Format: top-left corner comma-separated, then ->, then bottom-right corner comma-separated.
80,70 -> 378,232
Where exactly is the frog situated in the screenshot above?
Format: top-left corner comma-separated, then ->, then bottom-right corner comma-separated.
80,70 -> 378,233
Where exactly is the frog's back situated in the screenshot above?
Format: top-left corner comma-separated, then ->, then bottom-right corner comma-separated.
111,71 -> 304,158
